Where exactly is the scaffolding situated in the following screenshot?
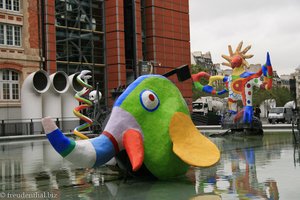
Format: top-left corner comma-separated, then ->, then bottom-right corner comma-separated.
55,0 -> 105,98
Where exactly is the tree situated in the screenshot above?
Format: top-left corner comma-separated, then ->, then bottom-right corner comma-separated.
270,86 -> 293,106
252,86 -> 293,107
191,64 -> 208,74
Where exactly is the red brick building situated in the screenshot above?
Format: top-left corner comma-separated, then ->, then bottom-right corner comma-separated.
105,0 -> 192,107
0,0 -> 192,120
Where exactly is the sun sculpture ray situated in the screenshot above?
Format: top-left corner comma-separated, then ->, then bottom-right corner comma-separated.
221,41 -> 253,70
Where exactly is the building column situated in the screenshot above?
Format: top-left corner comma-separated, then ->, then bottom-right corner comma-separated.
43,0 -> 57,74
105,0 -> 127,106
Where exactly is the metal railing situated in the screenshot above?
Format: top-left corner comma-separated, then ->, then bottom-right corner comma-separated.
0,118 -> 78,136
0,106 -> 111,137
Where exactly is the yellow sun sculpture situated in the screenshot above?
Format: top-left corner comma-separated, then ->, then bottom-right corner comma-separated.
192,41 -> 273,123
221,41 -> 254,76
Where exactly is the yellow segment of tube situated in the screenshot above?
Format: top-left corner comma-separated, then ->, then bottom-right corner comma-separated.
74,129 -> 89,139
208,76 -> 224,86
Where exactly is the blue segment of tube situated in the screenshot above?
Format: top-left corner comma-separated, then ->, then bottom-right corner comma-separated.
90,134 -> 116,167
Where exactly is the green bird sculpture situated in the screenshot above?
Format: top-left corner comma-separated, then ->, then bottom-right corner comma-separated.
42,75 -> 220,179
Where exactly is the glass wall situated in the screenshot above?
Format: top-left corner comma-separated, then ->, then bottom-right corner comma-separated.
123,0 -> 136,84
55,0 -> 105,102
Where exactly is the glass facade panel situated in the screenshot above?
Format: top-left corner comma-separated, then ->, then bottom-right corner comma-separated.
55,0 -> 105,104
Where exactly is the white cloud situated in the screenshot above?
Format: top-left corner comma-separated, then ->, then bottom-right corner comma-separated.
189,0 -> 300,75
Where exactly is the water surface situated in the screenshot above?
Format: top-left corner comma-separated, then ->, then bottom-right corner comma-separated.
0,132 -> 299,199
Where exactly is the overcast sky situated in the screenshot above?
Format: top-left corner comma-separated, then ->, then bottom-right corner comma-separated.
189,0 -> 300,75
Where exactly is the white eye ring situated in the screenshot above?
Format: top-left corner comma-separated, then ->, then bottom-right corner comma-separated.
140,90 -> 160,112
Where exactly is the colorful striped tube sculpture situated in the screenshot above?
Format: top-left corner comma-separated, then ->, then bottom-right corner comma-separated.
192,72 -> 228,95
192,41 -> 273,123
73,70 -> 94,139
42,75 -> 220,180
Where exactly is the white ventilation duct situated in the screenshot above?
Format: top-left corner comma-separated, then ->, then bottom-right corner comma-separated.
61,73 -> 83,132
42,71 -> 70,122
21,70 -> 50,121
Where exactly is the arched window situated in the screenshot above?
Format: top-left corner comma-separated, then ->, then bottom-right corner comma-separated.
0,69 -> 20,101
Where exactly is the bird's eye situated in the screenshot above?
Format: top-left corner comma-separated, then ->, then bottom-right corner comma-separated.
140,90 -> 160,112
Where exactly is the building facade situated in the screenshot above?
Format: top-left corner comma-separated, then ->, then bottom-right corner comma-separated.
280,74 -> 292,90
0,0 -> 192,122
191,51 -> 217,75
0,1 -> 41,120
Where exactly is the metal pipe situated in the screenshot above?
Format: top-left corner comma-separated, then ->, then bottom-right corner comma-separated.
21,70 -> 50,121
42,71 -> 70,121
61,73 -> 83,132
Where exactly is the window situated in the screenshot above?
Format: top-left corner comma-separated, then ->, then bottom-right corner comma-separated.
0,23 -> 21,47
0,24 -> 4,44
0,0 -> 20,11
3,83 -> 10,99
6,25 -> 13,45
5,0 -> 12,10
0,69 -> 20,101
14,26 -> 20,46
13,0 -> 19,11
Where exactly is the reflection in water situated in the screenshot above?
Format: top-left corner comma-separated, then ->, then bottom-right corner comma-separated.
194,133 -> 298,200
0,133 -> 300,199
294,143 -> 300,167
194,147 -> 278,199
